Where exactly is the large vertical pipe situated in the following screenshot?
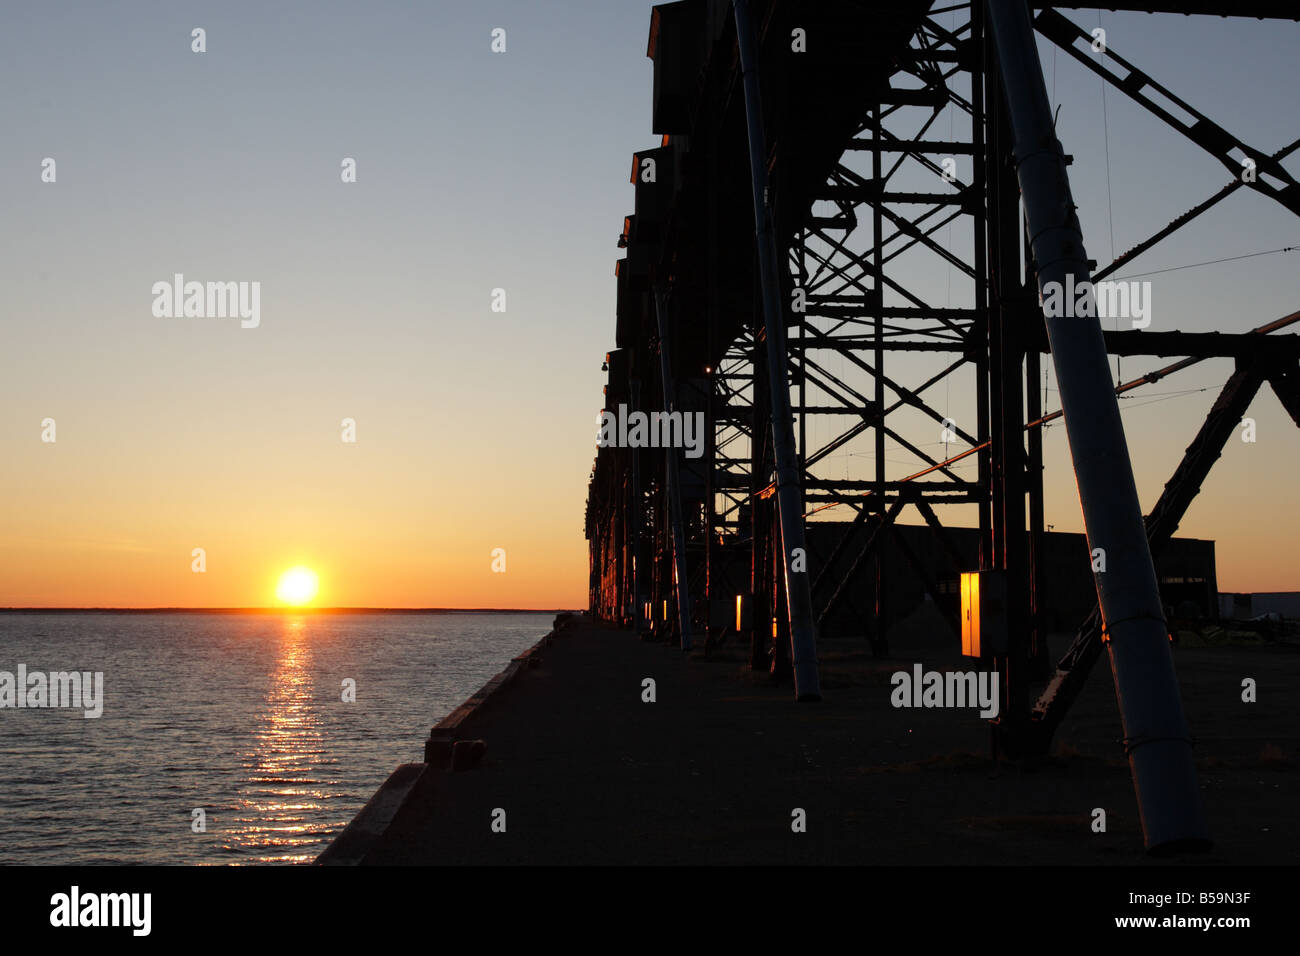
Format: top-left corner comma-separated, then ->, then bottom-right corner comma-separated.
988,64 -> 1032,736
732,0 -> 821,701
985,0 -> 1208,851
652,285 -> 694,652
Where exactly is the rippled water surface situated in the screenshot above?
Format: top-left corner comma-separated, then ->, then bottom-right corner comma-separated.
0,611 -> 552,864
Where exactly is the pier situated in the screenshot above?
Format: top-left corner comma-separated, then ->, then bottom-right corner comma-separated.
319,0 -> 1300,864
321,613 -> 1297,864
584,0 -> 1300,853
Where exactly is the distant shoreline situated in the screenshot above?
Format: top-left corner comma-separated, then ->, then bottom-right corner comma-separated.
0,607 -> 572,615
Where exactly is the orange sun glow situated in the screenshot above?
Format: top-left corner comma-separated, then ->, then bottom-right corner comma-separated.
275,567 -> 319,606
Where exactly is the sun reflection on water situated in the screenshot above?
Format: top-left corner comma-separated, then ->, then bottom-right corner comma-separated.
224,615 -> 339,864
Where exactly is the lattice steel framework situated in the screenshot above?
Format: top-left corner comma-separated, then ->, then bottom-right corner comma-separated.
587,0 -> 1300,764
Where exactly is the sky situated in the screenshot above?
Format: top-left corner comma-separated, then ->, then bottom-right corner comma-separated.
0,1 -> 1296,607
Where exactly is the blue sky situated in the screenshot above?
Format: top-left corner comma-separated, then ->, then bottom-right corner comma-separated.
0,2 -> 1296,603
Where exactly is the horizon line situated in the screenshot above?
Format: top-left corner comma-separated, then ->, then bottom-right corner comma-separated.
0,606 -> 576,614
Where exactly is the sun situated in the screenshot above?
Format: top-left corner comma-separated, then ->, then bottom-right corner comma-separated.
275,566 -> 319,606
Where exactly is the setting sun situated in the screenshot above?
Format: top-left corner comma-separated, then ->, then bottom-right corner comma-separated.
275,567 -> 319,606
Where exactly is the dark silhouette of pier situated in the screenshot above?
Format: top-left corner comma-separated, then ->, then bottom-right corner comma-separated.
317,0 -> 1300,864
328,613 -> 1298,865
583,0 -> 1300,853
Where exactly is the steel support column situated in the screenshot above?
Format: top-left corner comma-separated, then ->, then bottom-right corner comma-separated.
733,0 -> 821,700
986,0 -> 1208,853
653,285 -> 694,652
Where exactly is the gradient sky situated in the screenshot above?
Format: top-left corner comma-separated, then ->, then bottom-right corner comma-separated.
0,2 -> 1296,607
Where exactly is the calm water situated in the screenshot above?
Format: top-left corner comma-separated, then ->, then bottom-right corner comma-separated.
0,611 -> 552,865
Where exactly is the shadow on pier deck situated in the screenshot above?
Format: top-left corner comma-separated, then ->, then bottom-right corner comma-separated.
340,615 -> 1298,865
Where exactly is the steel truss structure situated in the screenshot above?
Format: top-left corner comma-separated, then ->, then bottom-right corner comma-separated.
585,0 -> 1300,849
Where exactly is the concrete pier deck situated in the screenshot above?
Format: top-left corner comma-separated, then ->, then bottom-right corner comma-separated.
338,613 -> 1298,865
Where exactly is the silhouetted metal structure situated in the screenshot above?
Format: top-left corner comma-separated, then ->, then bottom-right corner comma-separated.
584,0 -> 1300,852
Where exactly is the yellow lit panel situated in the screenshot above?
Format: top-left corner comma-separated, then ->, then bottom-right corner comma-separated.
961,571 -> 981,657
